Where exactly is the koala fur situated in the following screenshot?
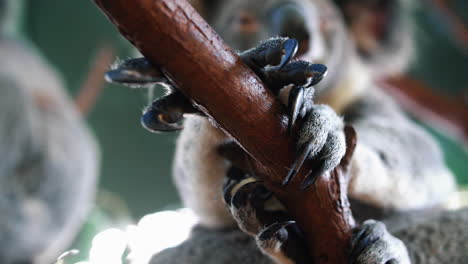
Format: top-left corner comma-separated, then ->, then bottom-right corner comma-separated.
0,2 -> 99,263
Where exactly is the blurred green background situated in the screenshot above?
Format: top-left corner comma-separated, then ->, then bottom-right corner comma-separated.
17,0 -> 468,219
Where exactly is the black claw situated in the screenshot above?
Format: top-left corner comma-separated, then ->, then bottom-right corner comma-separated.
306,64 -> 328,87
299,160 -> 326,190
349,225 -> 378,264
105,57 -> 167,86
299,172 -> 318,191
287,85 -> 305,133
231,181 -> 265,209
264,61 -> 327,92
283,140 -> 313,186
141,108 -> 183,132
223,166 -> 248,206
240,37 -> 298,76
350,237 -> 378,264
140,91 -> 199,133
270,38 -> 299,71
258,221 -> 295,242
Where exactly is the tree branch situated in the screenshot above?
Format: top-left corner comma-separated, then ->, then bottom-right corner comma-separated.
381,75 -> 468,144
92,0 -> 356,263
74,44 -> 115,115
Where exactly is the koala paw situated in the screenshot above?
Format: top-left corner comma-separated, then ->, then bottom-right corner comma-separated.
222,166 -> 310,264
239,37 -> 345,190
284,104 -> 346,189
350,220 -> 411,264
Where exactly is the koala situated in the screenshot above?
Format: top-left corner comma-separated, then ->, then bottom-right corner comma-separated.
0,1 -> 99,263
106,0 -> 466,263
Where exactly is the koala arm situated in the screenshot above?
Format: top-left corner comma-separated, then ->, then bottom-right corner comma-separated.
344,88 -> 456,212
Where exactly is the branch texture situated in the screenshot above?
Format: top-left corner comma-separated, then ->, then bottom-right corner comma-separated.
93,0 -> 356,263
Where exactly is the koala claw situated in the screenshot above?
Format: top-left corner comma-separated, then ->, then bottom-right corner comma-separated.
299,161 -> 326,190
287,85 -> 306,133
283,136 -> 313,186
256,221 -> 297,262
350,220 -> 411,264
227,179 -> 275,235
269,38 -> 299,71
141,90 -> 198,133
257,221 -> 295,243
105,57 -> 167,87
240,37 -> 298,75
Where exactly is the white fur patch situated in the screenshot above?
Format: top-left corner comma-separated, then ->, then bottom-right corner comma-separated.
173,116 -> 236,228
317,56 -> 371,114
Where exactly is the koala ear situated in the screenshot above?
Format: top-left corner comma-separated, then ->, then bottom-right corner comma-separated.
334,0 -> 409,56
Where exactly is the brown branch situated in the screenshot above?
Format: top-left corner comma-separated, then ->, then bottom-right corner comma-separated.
428,0 -> 468,50
92,0 -> 356,263
74,44 -> 116,115
381,75 -> 468,144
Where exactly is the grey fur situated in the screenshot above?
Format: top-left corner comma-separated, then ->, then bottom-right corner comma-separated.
390,208 -> 468,264
150,226 -> 272,264
351,220 -> 411,264
298,104 -> 345,170
345,88 -> 455,210
0,34 -> 99,263
150,210 -> 468,264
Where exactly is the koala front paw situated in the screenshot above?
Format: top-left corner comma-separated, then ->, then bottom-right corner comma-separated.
239,37 -> 327,133
284,104 -> 346,189
351,220 -> 411,264
239,37 -> 344,190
